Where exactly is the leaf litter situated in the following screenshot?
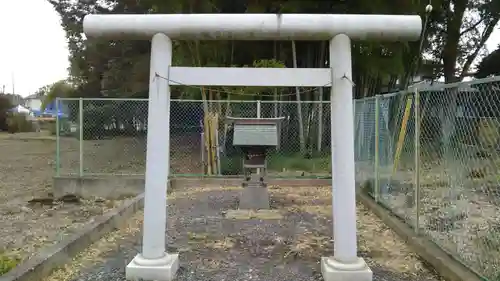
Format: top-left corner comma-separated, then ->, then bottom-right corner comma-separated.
50,184 -> 442,281
0,135 -> 136,276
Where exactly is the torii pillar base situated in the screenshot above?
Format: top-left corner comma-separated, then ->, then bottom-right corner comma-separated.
321,257 -> 373,281
126,253 -> 179,281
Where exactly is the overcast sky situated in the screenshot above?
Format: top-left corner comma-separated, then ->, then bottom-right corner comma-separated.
0,0 -> 499,97
0,0 -> 69,97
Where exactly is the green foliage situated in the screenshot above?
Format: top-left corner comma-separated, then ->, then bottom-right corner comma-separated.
267,153 -> 331,174
220,156 -> 243,175
0,95 -> 12,131
424,0 -> 500,82
252,59 -> 285,68
82,106 -> 111,140
38,80 -> 76,111
219,153 -> 330,176
80,100 -> 149,140
48,0 -> 440,99
0,253 -> 20,275
43,119 -> 72,136
476,46 -> 500,78
6,114 -> 34,133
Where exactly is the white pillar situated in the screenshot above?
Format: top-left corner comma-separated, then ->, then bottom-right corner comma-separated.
126,33 -> 179,281
330,34 -> 357,263
142,33 -> 171,261
321,34 -> 372,281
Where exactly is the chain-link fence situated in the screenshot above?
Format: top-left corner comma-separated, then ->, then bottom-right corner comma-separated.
55,98 -> 332,178
54,76 -> 500,279
355,76 -> 500,280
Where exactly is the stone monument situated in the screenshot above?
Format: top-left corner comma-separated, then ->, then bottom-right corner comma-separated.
226,116 -> 284,209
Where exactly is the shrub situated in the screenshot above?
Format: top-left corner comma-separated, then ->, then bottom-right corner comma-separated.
47,121 -> 57,135
267,153 -> 330,173
220,156 -> 243,175
0,95 -> 12,131
37,118 -> 73,136
82,107 -> 108,140
6,113 -> 34,133
38,120 -> 51,131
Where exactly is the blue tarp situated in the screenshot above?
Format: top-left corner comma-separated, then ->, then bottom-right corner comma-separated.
32,109 -> 67,117
31,100 -> 68,117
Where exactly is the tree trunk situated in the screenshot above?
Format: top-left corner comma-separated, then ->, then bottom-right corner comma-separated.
188,41 -> 210,114
222,41 -> 235,153
438,0 -> 469,216
305,43 -> 315,155
292,40 -> 306,155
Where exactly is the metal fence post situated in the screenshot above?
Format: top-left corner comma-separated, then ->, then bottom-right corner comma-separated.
374,95 -> 380,202
201,132 -> 205,175
79,98 -> 84,176
353,100 -> 356,162
55,98 -> 60,176
256,99 -> 261,174
256,100 -> 261,118
414,88 -> 421,235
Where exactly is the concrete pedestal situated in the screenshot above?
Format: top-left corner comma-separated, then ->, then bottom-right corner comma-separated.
321,257 -> 372,281
126,253 -> 179,281
239,185 -> 270,209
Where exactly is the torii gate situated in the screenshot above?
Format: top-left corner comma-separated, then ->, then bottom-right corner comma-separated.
83,13 -> 421,281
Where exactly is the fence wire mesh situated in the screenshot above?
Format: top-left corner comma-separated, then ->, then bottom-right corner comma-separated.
56,98 -> 331,177
55,76 -> 500,279
355,77 -> 500,280
55,99 -> 80,176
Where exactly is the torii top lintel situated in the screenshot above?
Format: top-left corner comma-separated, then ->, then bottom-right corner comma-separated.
83,14 -> 422,41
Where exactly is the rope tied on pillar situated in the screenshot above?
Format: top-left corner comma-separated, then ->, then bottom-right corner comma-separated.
341,74 -> 356,87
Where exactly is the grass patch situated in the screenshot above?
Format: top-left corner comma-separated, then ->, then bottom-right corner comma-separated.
0,252 -> 21,275
267,153 -> 330,173
219,153 -> 330,175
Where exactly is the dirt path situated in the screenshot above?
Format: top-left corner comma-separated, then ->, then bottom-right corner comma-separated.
45,185 -> 442,281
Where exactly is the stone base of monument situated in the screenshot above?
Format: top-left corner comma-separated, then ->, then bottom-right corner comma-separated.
239,172 -> 270,210
321,257 -> 373,281
239,183 -> 270,210
126,253 -> 179,281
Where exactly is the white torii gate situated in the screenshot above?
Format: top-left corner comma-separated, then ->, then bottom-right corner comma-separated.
83,13 -> 421,281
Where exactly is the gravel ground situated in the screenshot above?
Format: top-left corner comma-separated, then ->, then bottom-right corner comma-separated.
44,185 -> 443,281
357,158 -> 500,279
0,133 -> 132,265
0,130 -> 210,266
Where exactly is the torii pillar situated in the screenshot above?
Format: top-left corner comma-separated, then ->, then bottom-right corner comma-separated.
83,13 -> 421,281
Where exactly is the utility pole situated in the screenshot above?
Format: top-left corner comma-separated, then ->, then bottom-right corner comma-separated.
11,72 -> 15,95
